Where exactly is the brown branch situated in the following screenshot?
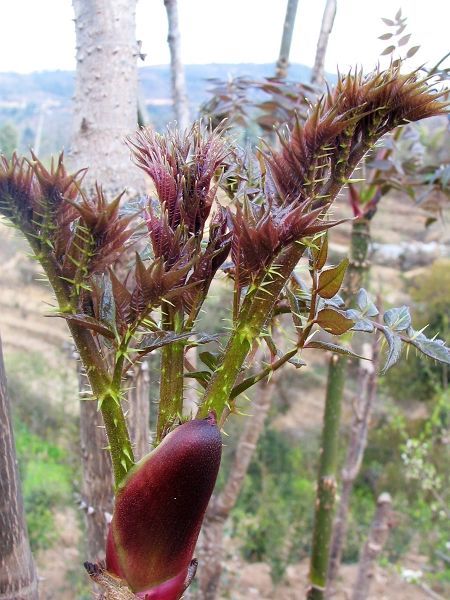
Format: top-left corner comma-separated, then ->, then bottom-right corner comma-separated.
352,493 -> 394,600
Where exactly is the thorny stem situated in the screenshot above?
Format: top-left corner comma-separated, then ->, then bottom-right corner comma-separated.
199,139 -> 372,422
157,303 -> 185,442
307,353 -> 346,599
308,217 -> 371,597
198,242 -> 305,419
27,233 -> 134,488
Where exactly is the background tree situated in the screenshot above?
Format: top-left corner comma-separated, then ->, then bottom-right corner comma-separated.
310,0 -> 337,86
0,123 -> 19,158
70,0 -> 148,561
70,0 -> 143,192
275,0 -> 300,78
164,0 -> 190,131
0,333 -> 38,600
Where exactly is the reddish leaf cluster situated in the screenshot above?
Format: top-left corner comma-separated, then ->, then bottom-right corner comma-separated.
129,123 -> 228,235
265,66 -> 448,208
128,124 -> 232,317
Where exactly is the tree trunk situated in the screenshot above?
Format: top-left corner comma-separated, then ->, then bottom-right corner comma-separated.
164,0 -> 191,131
70,0 -> 148,563
78,368 -> 114,562
275,0 -> 299,78
125,361 -> 151,460
0,333 -> 39,600
197,374 -> 276,599
310,0 -> 337,86
352,493 -> 393,600
327,340 -> 380,589
70,0 -> 143,192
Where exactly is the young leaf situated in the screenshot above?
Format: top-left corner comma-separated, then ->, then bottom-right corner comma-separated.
381,45 -> 396,56
304,340 -> 366,360
352,318 -> 375,333
316,308 -> 354,335
356,289 -> 379,317
383,306 -> 411,331
60,313 -> 115,339
406,45 -> 420,58
380,326 -> 402,372
198,351 -> 220,371
409,333 -> 450,364
317,258 -> 349,299
311,233 -> 328,270
398,34 -> 412,46
184,371 -> 211,386
137,331 -> 192,356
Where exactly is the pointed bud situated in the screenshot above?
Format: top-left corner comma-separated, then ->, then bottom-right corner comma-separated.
106,414 -> 222,595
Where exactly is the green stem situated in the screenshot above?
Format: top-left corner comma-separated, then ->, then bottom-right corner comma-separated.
307,217 -> 372,597
307,353 -> 346,599
157,304 -> 185,442
27,234 -> 134,487
199,140 -> 373,422
198,243 -> 305,419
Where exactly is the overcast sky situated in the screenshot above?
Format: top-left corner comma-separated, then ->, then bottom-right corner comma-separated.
0,1 -> 448,74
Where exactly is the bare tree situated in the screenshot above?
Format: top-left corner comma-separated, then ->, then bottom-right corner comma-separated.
275,0 -> 300,78
0,333 -> 39,600
352,493 -> 393,600
327,339 -> 380,589
70,0 -> 146,560
197,375 -> 277,600
164,0 -> 191,131
71,0 -> 143,192
310,0 -> 337,86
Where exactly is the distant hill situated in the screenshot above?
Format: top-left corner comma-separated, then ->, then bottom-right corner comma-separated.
0,63 -> 314,156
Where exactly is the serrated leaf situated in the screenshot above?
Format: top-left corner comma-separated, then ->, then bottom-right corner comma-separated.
317,258 -> 349,299
406,45 -> 420,58
316,308 -> 354,335
381,326 -> 402,372
60,313 -> 115,339
383,306 -> 411,331
356,289 -> 379,317
305,340 -> 367,360
381,45 -> 396,56
410,334 -> 450,364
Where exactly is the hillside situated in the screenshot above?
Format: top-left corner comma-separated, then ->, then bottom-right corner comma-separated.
0,62 -> 313,156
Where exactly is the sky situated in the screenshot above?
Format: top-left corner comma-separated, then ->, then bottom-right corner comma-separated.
0,0 -> 448,75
